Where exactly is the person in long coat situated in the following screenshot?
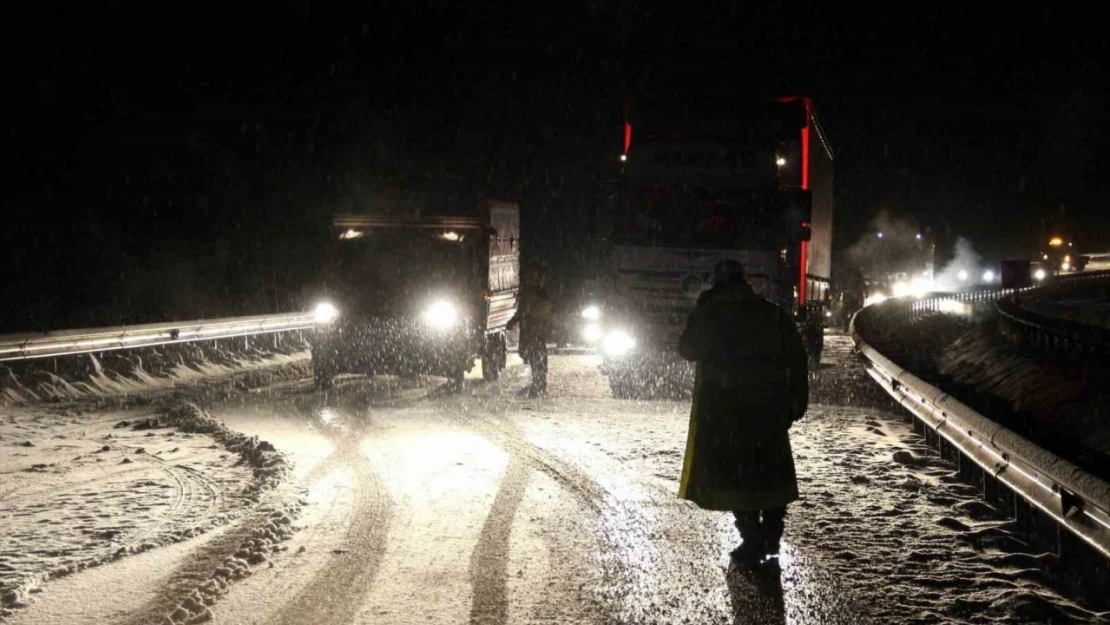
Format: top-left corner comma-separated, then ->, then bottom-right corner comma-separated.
678,259 -> 809,565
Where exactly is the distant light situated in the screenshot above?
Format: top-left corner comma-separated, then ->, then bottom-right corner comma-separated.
776,156 -> 787,167
441,231 -> 461,241
581,305 -> 601,320
339,229 -> 364,240
915,233 -> 922,240
877,232 -> 884,239
825,310 -> 832,318
620,154 -> 627,162
893,276 -> 933,299
1068,242 -> 1073,247
982,270 -> 995,282
957,269 -> 968,282
1034,268 -> 1047,281
911,276 -> 933,297
1043,254 -> 1049,260
864,293 -> 888,307
938,300 -> 970,315
1061,261 -> 1071,271
1049,236 -> 1064,247
1063,255 -> 1071,263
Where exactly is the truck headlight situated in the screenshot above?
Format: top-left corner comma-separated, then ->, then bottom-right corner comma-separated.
581,305 -> 601,320
424,300 -> 457,329
314,302 -> 339,324
602,329 -> 636,357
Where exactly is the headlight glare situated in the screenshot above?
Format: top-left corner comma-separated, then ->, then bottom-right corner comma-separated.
582,323 -> 602,343
314,302 -> 339,324
581,305 -> 601,320
602,329 -> 636,357
424,300 -> 457,329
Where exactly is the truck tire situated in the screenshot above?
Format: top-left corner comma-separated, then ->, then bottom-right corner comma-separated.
483,334 -> 506,382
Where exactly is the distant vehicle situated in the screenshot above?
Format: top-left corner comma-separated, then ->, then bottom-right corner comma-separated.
551,277 -> 603,349
854,229 -> 936,305
308,198 -> 520,389
589,97 -> 834,397
1039,234 -> 1088,274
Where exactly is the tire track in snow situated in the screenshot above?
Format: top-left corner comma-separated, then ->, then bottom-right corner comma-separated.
448,407 -> 630,623
467,440 -> 531,625
257,413 -> 392,625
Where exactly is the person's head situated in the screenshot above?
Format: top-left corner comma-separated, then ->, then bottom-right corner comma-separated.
712,259 -> 746,286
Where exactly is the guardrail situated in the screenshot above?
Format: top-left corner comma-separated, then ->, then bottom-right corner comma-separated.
0,313 -> 315,363
995,270 -> 1110,359
853,297 -> 1110,559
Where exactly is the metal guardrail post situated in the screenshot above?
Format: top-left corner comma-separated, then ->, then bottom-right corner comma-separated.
852,286 -> 1110,559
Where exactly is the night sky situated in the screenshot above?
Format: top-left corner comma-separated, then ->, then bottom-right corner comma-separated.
4,2 -> 1107,332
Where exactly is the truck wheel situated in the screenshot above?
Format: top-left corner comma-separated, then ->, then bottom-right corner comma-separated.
483,335 -> 506,382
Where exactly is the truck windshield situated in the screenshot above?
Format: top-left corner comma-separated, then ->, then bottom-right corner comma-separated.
331,229 -> 479,308
614,183 -> 786,249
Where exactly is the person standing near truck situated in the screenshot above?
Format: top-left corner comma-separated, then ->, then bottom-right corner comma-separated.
507,269 -> 554,397
677,259 -> 809,566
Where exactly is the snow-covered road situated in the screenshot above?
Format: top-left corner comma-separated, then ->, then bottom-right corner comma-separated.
6,335 -> 1106,624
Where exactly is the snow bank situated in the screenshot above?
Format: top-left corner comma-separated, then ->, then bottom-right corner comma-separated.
938,320 -> 1110,469
0,337 -> 309,405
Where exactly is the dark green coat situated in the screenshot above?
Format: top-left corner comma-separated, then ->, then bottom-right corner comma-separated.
677,282 -> 809,511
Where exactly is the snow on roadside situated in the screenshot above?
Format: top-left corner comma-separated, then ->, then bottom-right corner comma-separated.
501,335 -> 1108,624
0,401 -> 295,624
0,341 -> 309,405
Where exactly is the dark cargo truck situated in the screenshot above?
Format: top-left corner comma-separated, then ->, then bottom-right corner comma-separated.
309,199 -> 519,389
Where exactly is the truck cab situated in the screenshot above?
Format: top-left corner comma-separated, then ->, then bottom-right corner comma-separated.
593,98 -> 834,398
308,199 -> 519,389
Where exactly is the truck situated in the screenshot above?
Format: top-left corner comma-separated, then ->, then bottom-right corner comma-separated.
308,197 -> 520,390
591,97 -> 834,398
1039,234 -> 1088,274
